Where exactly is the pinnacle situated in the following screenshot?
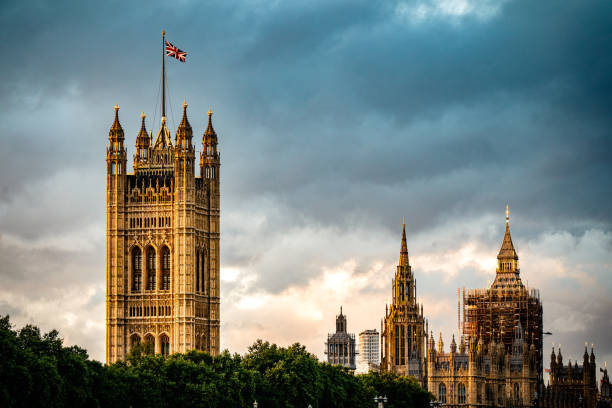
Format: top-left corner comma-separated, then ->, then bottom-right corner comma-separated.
178,101 -> 192,132
497,217 -> 518,261
399,220 -> 409,267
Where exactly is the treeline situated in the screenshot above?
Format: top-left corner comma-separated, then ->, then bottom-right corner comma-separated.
0,315 -> 431,407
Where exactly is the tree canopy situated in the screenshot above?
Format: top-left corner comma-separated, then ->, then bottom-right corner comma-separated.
0,316 -> 432,407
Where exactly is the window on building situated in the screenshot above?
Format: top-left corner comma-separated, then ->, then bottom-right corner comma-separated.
147,247 -> 156,290
130,334 -> 141,353
439,383 -> 447,403
132,247 -> 142,291
160,334 -> 170,357
196,250 -> 200,293
144,334 -> 155,355
161,246 -> 170,290
513,383 -> 520,401
458,383 -> 466,404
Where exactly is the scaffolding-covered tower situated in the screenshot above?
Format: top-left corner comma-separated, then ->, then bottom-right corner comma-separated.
462,207 -> 543,377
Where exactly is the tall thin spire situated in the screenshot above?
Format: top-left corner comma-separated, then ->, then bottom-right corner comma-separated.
399,218 -> 409,267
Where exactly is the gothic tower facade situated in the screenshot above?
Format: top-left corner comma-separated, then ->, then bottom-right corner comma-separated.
462,207 -> 543,376
381,221 -> 427,382
106,103 -> 221,363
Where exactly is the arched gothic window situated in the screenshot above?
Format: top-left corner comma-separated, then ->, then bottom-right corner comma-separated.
161,246 -> 170,290
144,334 -> 155,355
132,247 -> 142,291
458,383 -> 466,404
160,333 -> 170,356
130,333 -> 141,354
439,383 -> 447,403
147,247 -> 156,290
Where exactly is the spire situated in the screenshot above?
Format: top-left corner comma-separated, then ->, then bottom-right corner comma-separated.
204,108 -> 217,140
176,100 -> 193,148
178,100 -> 192,132
134,111 -> 150,168
498,205 -> 518,261
109,104 -> 124,137
399,218 -> 409,267
137,111 -> 149,143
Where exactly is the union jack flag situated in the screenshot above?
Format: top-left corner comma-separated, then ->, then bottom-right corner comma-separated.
165,40 -> 187,62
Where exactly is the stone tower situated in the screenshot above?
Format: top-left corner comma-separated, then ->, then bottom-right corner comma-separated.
106,103 -> 221,363
381,220 -> 427,382
325,306 -> 357,370
462,206 -> 543,376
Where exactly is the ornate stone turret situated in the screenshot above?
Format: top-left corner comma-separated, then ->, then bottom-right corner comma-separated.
107,105 -> 127,176
176,101 -> 193,151
200,108 -> 219,180
134,111 -> 150,169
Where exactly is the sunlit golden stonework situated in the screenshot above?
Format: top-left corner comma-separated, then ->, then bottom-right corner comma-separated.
381,220 -> 427,383
106,104 -> 220,363
427,209 -> 544,407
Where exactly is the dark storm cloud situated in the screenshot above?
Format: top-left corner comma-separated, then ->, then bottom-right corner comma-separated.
0,0 -> 611,362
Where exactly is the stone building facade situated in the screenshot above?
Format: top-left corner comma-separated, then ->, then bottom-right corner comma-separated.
106,103 -> 220,363
381,221 -> 427,382
325,307 -> 357,370
427,324 -> 539,407
537,346 -> 599,408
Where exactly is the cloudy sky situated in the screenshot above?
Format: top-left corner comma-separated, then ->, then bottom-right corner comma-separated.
1,0 -> 611,378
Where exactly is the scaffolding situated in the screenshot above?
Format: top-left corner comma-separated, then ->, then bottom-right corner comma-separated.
462,282 -> 543,375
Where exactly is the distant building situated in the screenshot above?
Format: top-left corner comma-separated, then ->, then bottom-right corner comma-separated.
359,329 -> 380,371
599,363 -> 611,407
325,307 -> 357,370
381,220 -> 427,382
538,346 -> 599,408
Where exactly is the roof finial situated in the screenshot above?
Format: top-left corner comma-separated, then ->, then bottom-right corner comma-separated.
506,204 -> 509,224
208,108 -> 213,118
114,104 -> 119,112
183,100 -> 188,110
141,111 -> 146,119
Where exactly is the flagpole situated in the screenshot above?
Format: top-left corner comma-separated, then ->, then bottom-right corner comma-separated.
162,29 -> 166,118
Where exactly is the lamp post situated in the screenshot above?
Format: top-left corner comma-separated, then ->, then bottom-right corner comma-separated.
374,395 -> 388,408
